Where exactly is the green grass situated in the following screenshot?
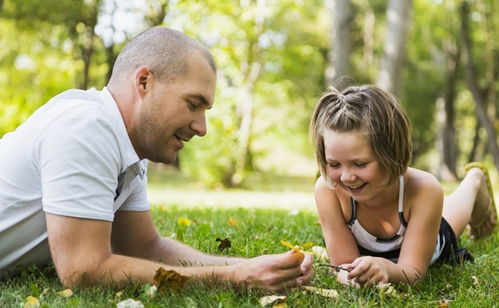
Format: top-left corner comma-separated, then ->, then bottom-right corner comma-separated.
2,170 -> 498,307
1,205 -> 498,307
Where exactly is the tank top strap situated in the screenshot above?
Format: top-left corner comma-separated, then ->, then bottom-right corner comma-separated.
398,175 -> 408,227
347,197 -> 357,226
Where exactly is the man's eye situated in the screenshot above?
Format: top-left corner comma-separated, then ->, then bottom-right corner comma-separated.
188,101 -> 199,110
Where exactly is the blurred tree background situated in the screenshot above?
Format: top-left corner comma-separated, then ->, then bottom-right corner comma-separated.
0,0 -> 497,188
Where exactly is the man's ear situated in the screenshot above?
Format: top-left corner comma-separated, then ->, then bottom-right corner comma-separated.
134,66 -> 152,96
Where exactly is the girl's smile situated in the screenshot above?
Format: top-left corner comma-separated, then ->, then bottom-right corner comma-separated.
323,129 -> 386,203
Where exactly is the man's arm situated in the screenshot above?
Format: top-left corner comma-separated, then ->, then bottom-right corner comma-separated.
46,212 -> 313,290
111,210 -> 244,266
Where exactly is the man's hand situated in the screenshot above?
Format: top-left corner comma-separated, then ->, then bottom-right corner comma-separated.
230,250 -> 314,291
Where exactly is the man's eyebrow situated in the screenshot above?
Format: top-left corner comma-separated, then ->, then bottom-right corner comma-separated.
186,94 -> 212,110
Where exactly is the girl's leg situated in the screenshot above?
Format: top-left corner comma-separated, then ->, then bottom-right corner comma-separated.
442,167 -> 494,237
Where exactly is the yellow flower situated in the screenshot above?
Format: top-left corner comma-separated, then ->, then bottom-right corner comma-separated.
177,217 -> 193,227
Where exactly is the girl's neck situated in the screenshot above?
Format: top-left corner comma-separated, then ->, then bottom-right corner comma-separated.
355,179 -> 400,210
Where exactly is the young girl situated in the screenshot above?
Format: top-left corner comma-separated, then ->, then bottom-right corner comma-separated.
311,85 -> 497,286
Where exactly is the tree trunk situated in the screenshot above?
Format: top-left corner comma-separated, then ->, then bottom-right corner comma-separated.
377,0 -> 412,98
78,30 -> 96,89
460,1 -> 499,170
103,0 -> 118,84
325,0 -> 354,86
230,0 -> 266,187
441,40 -> 460,179
76,1 -> 100,90
468,121 -> 481,163
362,7 -> 375,70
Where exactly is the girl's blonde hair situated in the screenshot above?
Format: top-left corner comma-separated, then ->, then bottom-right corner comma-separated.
310,85 -> 412,187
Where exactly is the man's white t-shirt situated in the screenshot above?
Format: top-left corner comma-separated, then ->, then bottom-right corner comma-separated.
0,87 -> 149,274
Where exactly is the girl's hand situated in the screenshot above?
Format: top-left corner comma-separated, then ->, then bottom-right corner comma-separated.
345,256 -> 391,286
335,266 -> 360,288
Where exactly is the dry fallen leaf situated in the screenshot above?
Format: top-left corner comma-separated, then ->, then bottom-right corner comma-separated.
216,238 -> 232,252
280,240 -> 296,250
227,217 -> 239,227
301,242 -> 314,249
302,286 -> 338,298
280,239 -> 314,253
376,282 -> 397,296
310,246 -> 329,262
115,291 -> 124,300
291,248 -> 305,263
259,295 -> 286,307
144,285 -> 157,297
437,299 -> 452,307
23,296 -> 40,308
57,289 -> 73,297
116,299 -> 145,308
471,275 -> 479,285
280,240 -> 305,262
154,267 -> 190,292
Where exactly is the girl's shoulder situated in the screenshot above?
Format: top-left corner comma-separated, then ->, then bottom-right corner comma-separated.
314,176 -> 349,200
405,168 -> 441,191
404,168 -> 443,208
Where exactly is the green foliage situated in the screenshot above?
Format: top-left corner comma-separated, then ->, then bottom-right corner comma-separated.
1,0 -> 497,183
175,0 -> 328,186
0,20 -> 76,136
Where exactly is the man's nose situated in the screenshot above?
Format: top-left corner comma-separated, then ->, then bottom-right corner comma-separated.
191,112 -> 207,137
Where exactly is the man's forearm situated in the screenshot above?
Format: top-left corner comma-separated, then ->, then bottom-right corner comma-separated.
141,235 -> 246,267
60,252 -> 238,287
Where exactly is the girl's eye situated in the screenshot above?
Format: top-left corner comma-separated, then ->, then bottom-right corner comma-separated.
354,162 -> 367,167
328,163 -> 340,169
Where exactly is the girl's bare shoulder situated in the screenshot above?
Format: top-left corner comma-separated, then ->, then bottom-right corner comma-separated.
405,168 -> 443,203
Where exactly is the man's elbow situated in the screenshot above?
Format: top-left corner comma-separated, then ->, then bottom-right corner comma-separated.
55,256 -> 113,287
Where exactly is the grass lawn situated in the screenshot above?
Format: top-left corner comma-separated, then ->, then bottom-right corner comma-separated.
1,171 -> 498,307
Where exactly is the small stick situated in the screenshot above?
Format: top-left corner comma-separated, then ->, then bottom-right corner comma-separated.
316,263 -> 352,272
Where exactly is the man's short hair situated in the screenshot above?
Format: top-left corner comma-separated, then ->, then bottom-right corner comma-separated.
108,27 -> 216,85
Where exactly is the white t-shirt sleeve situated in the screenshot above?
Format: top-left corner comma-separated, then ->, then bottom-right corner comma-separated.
119,173 -> 150,211
37,104 -> 121,222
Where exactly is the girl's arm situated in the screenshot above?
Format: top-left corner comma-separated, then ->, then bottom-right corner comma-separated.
346,171 -> 443,285
395,171 -> 443,283
314,177 -> 360,266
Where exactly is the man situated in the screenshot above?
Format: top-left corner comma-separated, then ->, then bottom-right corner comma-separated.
0,27 -> 314,290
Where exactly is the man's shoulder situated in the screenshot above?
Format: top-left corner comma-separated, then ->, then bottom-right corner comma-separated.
42,88 -> 121,131
51,88 -> 100,104
49,88 -> 106,114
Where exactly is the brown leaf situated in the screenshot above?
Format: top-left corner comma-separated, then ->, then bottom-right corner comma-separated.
437,299 -> 452,307
216,238 -> 232,252
153,267 -> 190,292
